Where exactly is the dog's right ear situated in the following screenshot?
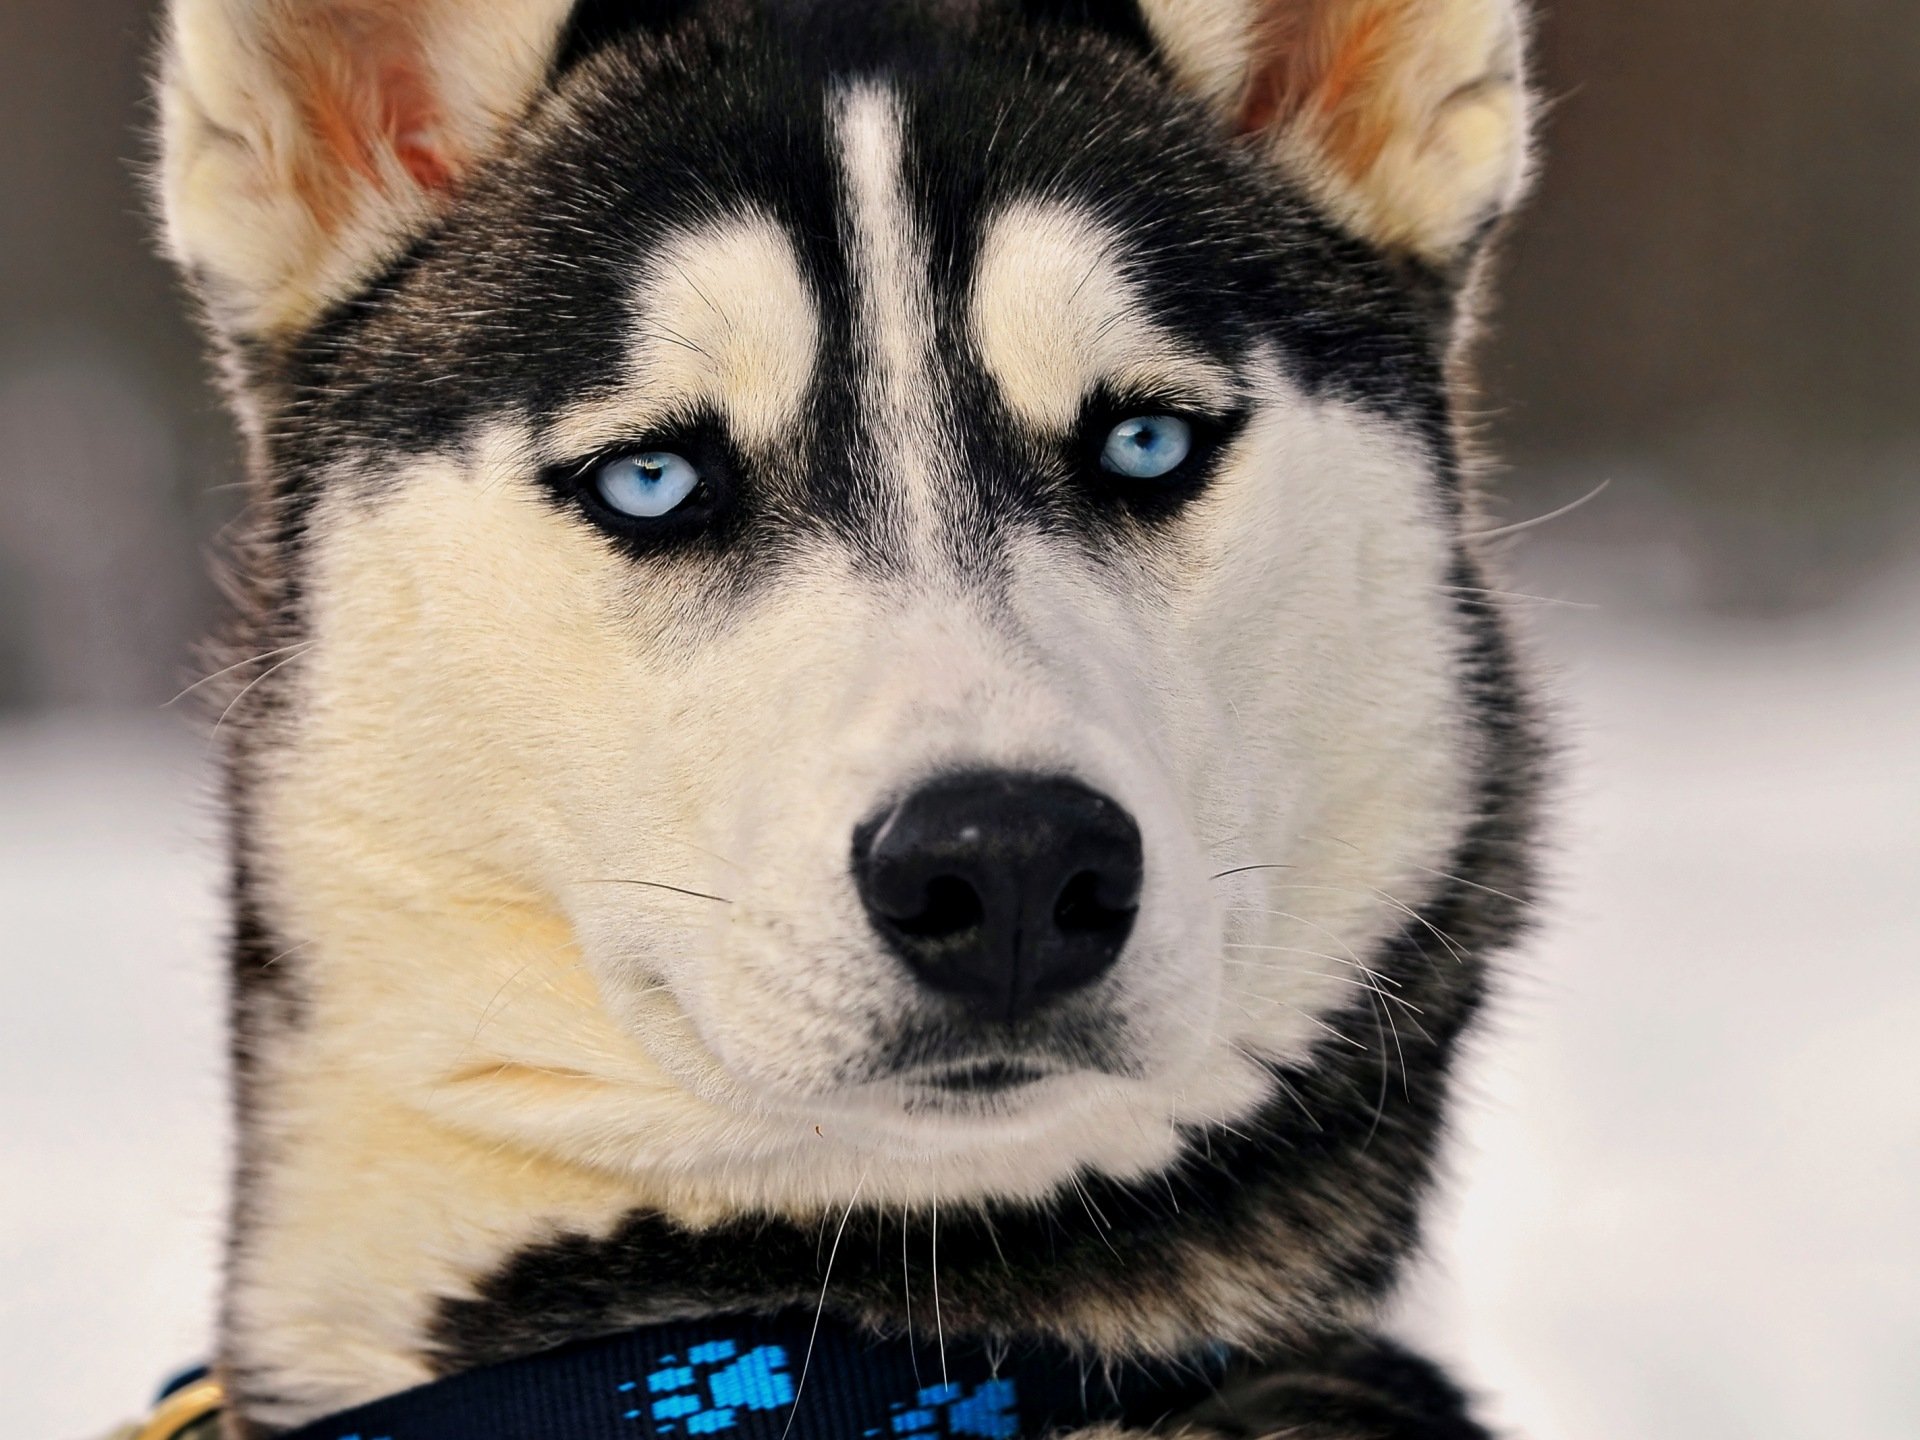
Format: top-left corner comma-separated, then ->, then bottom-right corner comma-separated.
158,0 -> 680,340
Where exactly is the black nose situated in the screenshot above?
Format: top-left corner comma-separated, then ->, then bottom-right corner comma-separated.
853,772 -> 1143,1022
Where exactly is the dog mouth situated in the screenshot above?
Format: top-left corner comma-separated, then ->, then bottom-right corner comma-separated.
911,1059 -> 1053,1094
866,1003 -> 1137,1081
889,1056 -> 1067,1119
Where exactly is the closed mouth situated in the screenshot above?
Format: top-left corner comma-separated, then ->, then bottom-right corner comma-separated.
914,1059 -> 1053,1094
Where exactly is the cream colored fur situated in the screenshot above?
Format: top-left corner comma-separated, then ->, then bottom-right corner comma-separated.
152,0 -> 1529,1425
551,215 -> 824,454
972,202 -> 1236,428
229,204 -> 1473,1423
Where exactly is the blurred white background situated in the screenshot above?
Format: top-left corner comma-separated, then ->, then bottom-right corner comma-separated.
5,1 -> 1920,1437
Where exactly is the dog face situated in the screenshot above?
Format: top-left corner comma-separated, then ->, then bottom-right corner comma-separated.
163,0 -> 1532,1212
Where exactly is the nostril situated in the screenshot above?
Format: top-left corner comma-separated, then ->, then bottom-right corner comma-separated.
1052,869 -> 1136,937
889,875 -> 986,940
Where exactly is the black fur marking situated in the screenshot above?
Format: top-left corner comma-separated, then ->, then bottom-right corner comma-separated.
257,3 -> 1447,579
183,3 -> 1545,1434
1190,1335 -> 1493,1440
923,1059 -> 1050,1092
555,0 -> 704,73
1012,0 -> 1158,56
861,1001 -> 1136,1080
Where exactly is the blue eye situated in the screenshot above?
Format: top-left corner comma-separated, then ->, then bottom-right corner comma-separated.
1100,415 -> 1193,479
593,451 -> 701,519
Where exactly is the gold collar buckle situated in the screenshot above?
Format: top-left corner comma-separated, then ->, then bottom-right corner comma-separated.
133,1376 -> 225,1440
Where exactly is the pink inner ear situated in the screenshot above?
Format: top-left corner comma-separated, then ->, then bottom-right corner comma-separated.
286,10 -> 460,234
1238,3 -> 1317,134
378,57 -> 459,192
1237,0 -> 1407,182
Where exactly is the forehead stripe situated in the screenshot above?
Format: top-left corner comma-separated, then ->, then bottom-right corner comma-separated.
832,83 -> 941,538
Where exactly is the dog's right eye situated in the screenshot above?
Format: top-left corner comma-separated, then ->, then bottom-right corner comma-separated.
592,452 -> 701,519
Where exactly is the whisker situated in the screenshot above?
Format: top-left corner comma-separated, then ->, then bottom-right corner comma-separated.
932,1200 -> 947,1388
211,646 -> 312,734
1466,478 -> 1611,541
1069,1175 -> 1121,1259
583,878 -> 734,904
1269,1071 -> 1323,1132
1266,832 -> 1538,913
1405,860 -> 1535,910
1368,886 -> 1472,964
1435,584 -> 1597,611
900,1204 -> 919,1387
1361,1012 -> 1393,1152
1209,863 -> 1296,882
167,640 -> 314,708
784,1171 -> 867,1440
469,963 -> 535,1045
1222,957 -> 1423,1014
1225,937 -> 1406,985
1225,991 -> 1363,1048
1251,882 -> 1473,964
1227,905 -> 1365,968
257,940 -> 311,971
1220,938 -> 1394,977
1366,967 -> 1410,1103
1223,1042 -> 1322,1132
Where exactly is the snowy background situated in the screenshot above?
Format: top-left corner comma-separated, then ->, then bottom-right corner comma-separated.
5,1 -> 1920,1436
8,567 -> 1918,1439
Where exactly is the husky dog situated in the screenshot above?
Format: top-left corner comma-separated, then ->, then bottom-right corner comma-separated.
155,0 -> 1543,1435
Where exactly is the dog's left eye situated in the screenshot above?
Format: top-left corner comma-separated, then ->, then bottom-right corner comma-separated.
592,451 -> 701,518
1099,415 -> 1193,479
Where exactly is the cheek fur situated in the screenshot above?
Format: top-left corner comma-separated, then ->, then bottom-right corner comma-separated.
252,371 -> 1476,1218
1155,369 -> 1478,1058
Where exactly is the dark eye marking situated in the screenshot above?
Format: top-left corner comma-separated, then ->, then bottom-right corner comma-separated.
541,416 -> 740,553
1067,390 -> 1246,520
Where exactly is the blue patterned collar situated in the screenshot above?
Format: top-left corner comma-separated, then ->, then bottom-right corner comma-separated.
271,1313 -> 1226,1440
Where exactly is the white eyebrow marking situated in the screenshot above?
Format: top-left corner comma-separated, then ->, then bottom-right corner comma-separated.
550,210 -> 820,455
971,199 -> 1234,429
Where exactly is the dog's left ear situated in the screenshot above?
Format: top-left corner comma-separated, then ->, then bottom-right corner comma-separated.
158,0 -> 591,339
1029,0 -> 1534,268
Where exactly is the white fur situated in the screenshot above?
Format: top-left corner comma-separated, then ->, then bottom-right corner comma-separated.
229,308 -> 1472,1430
159,6 -> 1516,1422
832,83 -> 945,537
1139,0 -> 1258,110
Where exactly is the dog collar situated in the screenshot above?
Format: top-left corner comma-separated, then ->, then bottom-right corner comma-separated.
148,1314 -> 1225,1440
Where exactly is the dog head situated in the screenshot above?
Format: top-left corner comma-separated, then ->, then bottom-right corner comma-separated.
161,0 -> 1532,1212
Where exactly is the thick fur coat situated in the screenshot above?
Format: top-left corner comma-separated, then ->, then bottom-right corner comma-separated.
154,1 -> 1544,1435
